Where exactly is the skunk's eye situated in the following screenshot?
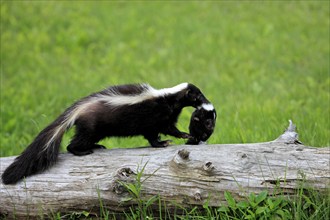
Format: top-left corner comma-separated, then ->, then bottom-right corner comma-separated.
193,117 -> 200,122
206,119 -> 214,129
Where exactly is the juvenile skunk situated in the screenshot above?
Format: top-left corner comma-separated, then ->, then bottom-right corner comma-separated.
186,103 -> 216,145
2,83 -> 210,184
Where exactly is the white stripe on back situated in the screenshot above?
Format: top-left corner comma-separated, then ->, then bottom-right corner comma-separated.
97,83 -> 188,106
42,83 -> 189,151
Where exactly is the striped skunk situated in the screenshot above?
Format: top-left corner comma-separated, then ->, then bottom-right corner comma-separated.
2,83 -> 210,184
186,103 -> 216,145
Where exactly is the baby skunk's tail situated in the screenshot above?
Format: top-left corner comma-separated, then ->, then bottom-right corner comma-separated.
1,105 -> 79,184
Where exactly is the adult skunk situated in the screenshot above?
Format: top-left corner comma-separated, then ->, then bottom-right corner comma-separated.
186,103 -> 217,145
2,83 -> 210,184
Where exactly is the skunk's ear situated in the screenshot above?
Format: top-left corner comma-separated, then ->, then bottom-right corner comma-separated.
184,84 -> 208,107
193,117 -> 200,122
185,89 -> 195,100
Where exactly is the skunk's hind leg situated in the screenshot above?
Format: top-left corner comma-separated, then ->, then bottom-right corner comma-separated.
67,139 -> 105,156
67,127 -> 105,156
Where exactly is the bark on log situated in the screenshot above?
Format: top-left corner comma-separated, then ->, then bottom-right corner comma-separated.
0,120 -> 329,218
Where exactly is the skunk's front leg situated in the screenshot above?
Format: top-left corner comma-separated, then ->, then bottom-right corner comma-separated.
165,125 -> 191,139
186,137 -> 200,145
149,139 -> 172,148
146,135 -> 172,148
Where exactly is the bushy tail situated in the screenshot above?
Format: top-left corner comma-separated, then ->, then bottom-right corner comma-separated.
2,109 -> 77,184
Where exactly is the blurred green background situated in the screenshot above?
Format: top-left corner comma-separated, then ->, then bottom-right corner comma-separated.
1,1 -> 329,156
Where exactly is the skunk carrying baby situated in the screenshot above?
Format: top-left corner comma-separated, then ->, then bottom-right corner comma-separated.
186,103 -> 217,145
2,82 -> 213,185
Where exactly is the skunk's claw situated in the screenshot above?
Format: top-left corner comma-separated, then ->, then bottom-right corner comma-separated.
150,139 -> 172,148
180,132 -> 192,139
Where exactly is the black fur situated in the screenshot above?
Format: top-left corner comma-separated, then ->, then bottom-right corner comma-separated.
186,106 -> 216,145
2,83 -> 209,184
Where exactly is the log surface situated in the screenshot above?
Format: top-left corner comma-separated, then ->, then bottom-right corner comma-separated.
0,121 -> 329,218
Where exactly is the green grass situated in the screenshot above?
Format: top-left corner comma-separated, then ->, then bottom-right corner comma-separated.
1,1 -> 329,156
0,1 -> 329,218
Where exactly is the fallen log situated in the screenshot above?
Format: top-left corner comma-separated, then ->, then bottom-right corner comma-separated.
0,120 -> 329,218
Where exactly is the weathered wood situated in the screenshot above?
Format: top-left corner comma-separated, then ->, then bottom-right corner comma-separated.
0,120 -> 329,218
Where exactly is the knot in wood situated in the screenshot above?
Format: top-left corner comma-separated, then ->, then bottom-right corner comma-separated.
117,167 -> 134,177
112,181 -> 126,195
111,167 -> 136,195
194,191 -> 202,201
203,162 -> 215,173
178,149 -> 190,160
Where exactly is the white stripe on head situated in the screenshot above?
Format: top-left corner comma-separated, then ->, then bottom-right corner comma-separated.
199,103 -> 214,111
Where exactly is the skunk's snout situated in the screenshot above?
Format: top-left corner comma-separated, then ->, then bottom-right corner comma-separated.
205,119 -> 214,130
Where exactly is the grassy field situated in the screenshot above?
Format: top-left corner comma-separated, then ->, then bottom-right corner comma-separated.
0,1 -> 329,218
1,1 -> 329,156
